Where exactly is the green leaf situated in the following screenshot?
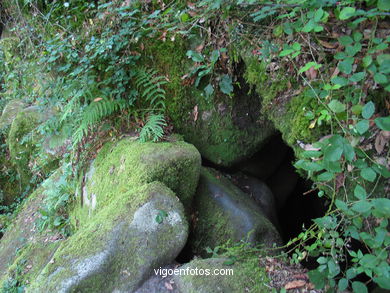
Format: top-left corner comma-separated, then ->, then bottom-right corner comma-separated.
317,171 -> 334,181
352,200 -> 372,213
353,32 -> 363,42
204,83 -> 214,98
331,76 -> 348,86
354,185 -> 367,200
328,100 -> 346,113
335,199 -> 348,211
349,72 -> 365,83
362,101 -> 375,119
352,281 -> 368,293
324,145 -> 343,161
374,276 -> 390,289
375,116 -> 390,130
186,50 -> 204,62
298,62 -> 321,74
339,7 -> 356,20
360,167 -> 376,182
314,8 -> 324,22
374,73 -> 388,84
308,270 -> 326,289
339,35 -> 353,46
294,160 -> 323,172
355,119 -> 369,134
219,74 -> 233,94
372,198 -> 390,217
338,58 -> 353,74
338,278 -> 348,291
362,55 -> 373,68
378,0 -> 390,11
180,13 -> 190,22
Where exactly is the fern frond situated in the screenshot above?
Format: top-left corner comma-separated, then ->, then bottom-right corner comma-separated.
134,67 -> 167,111
139,114 -> 167,143
72,98 -> 124,146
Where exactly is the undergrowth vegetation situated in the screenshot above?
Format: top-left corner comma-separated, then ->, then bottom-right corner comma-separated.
0,0 -> 389,292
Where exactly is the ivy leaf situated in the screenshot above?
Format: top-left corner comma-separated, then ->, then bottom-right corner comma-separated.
339,7 -> 356,20
362,55 -> 373,68
294,160 -> 323,172
352,281 -> 368,293
374,73 -> 388,84
354,185 -> 367,200
375,116 -> 390,131
328,100 -> 346,113
349,72 -> 365,83
355,119 -> 369,134
335,199 -> 348,212
339,35 -> 353,46
324,145 -> 343,161
362,101 -> 375,119
360,167 -> 376,182
372,198 -> 390,217
338,58 -> 354,74
352,200 -> 372,214
317,171 -> 334,181
219,74 -> 233,94
374,277 -> 390,290
338,278 -> 348,291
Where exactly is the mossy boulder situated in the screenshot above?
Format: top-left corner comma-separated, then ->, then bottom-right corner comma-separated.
192,168 -> 281,255
0,170 -> 65,286
29,182 -> 189,293
173,257 -> 270,293
73,138 -> 201,225
0,99 -> 26,131
7,106 -> 60,193
142,39 -> 275,167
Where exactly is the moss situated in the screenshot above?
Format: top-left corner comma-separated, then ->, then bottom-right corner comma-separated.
7,107 -> 60,194
71,138 -> 201,226
7,108 -> 40,189
141,38 -> 275,167
0,99 -> 26,131
29,181 -> 188,292
174,257 -> 270,293
243,55 -> 326,152
193,168 -> 281,255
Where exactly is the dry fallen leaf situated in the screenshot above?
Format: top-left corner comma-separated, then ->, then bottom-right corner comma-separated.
375,131 -> 390,154
319,39 -> 338,49
284,280 -> 306,290
193,105 -> 198,122
93,97 -> 103,102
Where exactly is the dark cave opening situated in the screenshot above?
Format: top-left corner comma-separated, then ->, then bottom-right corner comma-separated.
176,133 -> 328,265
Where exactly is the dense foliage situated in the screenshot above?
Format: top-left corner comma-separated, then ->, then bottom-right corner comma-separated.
0,0 -> 389,292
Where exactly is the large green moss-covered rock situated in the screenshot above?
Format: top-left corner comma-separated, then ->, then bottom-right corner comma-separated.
173,257 -> 270,293
192,168 -> 281,255
0,171 -> 64,288
7,106 -> 60,193
142,39 -> 275,167
0,99 -> 26,131
0,99 -> 27,205
73,138 -> 201,225
29,182 -> 189,293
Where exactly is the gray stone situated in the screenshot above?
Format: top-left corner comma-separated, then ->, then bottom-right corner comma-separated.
192,168 -> 281,255
231,173 -> 280,230
29,182 -> 189,293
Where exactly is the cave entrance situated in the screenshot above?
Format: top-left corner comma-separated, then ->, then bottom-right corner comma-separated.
177,133 -> 327,264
